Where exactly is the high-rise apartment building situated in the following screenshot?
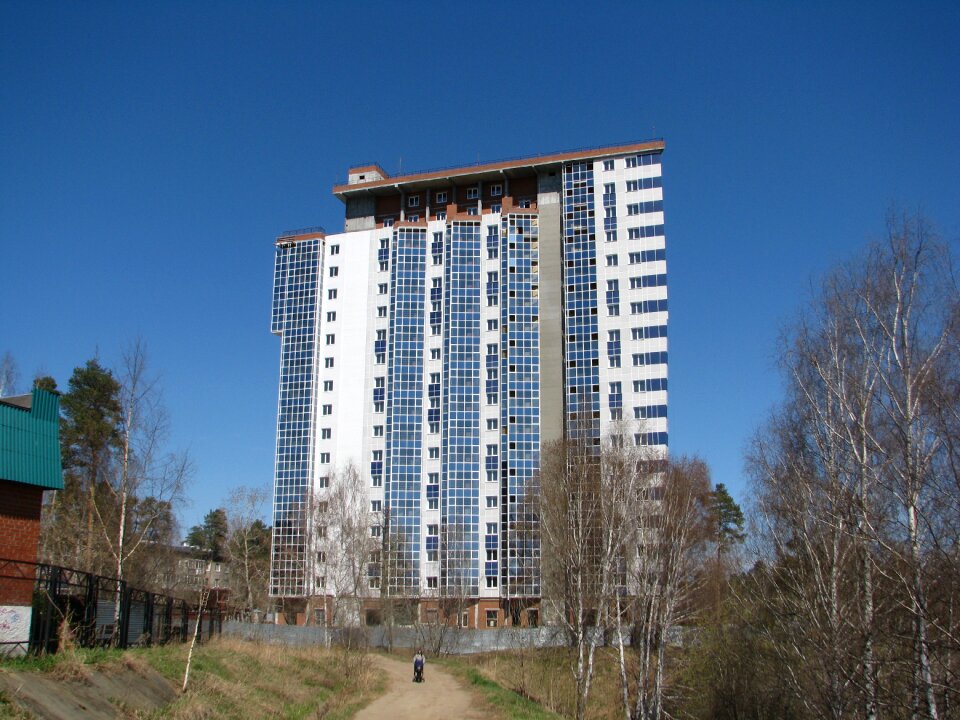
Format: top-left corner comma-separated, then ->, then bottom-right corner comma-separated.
270,140 -> 668,627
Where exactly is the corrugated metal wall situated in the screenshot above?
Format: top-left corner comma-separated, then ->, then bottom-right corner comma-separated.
0,388 -> 63,489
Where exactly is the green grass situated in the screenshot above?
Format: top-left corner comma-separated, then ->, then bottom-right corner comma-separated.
0,645 -> 124,673
438,659 -> 565,720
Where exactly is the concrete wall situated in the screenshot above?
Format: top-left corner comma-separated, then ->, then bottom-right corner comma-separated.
222,619 -> 595,654
537,172 -> 564,446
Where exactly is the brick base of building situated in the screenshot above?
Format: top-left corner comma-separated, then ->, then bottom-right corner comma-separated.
0,479 -> 44,605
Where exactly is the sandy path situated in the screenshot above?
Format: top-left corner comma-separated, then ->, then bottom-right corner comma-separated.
354,654 -> 486,720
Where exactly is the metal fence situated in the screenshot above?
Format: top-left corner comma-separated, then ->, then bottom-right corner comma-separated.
0,558 -> 221,656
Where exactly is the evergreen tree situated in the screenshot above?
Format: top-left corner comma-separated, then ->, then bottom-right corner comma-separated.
710,482 -> 745,558
186,508 -> 229,561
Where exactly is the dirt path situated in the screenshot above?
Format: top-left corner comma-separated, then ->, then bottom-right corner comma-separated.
354,654 -> 485,720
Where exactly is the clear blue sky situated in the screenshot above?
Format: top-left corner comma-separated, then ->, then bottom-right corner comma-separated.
2,1 -> 958,534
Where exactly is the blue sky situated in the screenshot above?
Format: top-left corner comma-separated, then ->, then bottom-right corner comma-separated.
2,1 -> 958,533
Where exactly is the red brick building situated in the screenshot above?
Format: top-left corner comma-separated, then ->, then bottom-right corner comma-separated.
0,388 -> 62,606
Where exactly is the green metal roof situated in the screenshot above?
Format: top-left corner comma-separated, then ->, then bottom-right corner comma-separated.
0,388 -> 64,490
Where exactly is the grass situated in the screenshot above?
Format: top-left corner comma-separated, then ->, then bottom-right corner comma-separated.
133,638 -> 383,719
1,638 -> 384,720
435,656 -> 565,720
443,646 -> 633,720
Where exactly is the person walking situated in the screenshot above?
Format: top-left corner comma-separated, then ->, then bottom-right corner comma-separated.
413,649 -> 425,682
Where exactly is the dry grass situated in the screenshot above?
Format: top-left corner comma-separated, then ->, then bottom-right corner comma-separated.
450,646 -> 629,720
134,637 -> 383,720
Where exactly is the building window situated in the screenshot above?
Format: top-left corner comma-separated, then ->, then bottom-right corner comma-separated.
486,470 -> 497,482
373,425 -> 384,437
467,187 -> 479,200
467,206 -> 478,216
321,427 -> 332,439
490,184 -> 502,197
383,218 -> 394,227
318,476 -> 329,488
324,357 -> 334,368
626,179 -> 639,192
378,283 -> 388,294
369,577 -> 381,589
378,305 -> 387,317
626,156 -> 639,168
436,211 -> 446,221
326,311 -> 336,322
430,348 -> 441,360
486,610 -> 498,627
491,203 -> 501,213
408,195 -> 420,208
435,191 -> 447,204
603,159 -> 615,171
486,496 -> 498,508
373,401 -> 384,413
486,418 -> 498,430
486,576 -> 498,588
428,497 -> 438,510
371,500 -> 382,512
606,254 -> 618,267
487,319 -> 498,331
317,551 -> 326,563
427,550 -> 438,562
319,452 -> 330,463
330,244 -> 340,255
407,215 -> 419,223
326,334 -> 335,345
428,447 -> 439,459
370,525 -> 382,537
627,204 -> 640,215
328,288 -> 337,300
329,266 -> 339,277
427,576 -> 438,589
427,524 -> 438,536
518,199 -> 531,208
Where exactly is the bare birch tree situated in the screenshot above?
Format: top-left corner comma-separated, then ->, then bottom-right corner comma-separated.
622,456 -> 710,720
750,211 -> 959,720
0,351 -> 18,396
224,485 -> 271,618
538,421 -> 662,720
96,341 -> 190,624
322,463 -> 380,628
